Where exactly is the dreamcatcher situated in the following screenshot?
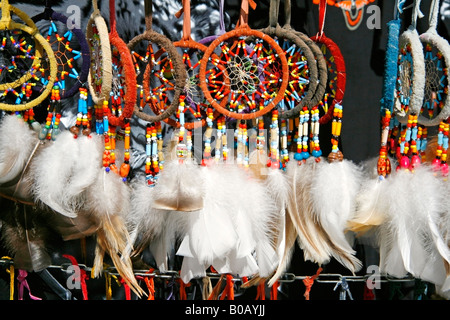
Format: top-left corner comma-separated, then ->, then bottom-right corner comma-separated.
86,0 -> 112,106
348,0 -> 405,237
259,0 -> 318,120
104,0 -> 136,128
31,0 -> 90,100
349,0 -> 450,291
394,0 -> 425,126
127,0 -> 186,124
417,0 -> 450,128
198,0 -> 289,121
139,0 -> 226,210
310,0 -> 347,161
93,0 -> 138,184
270,0 -> 362,286
279,0 -> 328,120
156,0 -> 230,130
0,0 -> 57,112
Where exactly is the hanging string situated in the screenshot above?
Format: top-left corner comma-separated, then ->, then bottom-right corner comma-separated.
120,277 -> 131,300
333,277 -> 353,300
255,279 -> 266,300
270,280 -> 279,300
17,270 -> 41,300
63,254 -> 89,300
220,274 -> 235,300
2,256 -> 14,300
363,284 -> 376,300
303,267 -> 322,300
177,276 -> 191,300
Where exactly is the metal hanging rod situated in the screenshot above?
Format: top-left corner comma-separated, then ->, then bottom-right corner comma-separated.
0,258 -> 418,285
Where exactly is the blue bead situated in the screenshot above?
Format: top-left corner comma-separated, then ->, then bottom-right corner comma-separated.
312,149 -> 322,157
294,153 -> 303,161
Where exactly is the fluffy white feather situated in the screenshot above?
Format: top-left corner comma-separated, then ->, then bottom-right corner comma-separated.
309,158 -> 364,273
126,179 -> 171,254
264,167 -> 290,268
284,158 -> 333,266
151,158 -> 204,212
176,161 -> 280,282
182,164 -> 239,267
378,165 -> 449,286
31,130 -> 80,217
150,210 -> 189,272
0,115 -> 39,185
348,157 -> 391,236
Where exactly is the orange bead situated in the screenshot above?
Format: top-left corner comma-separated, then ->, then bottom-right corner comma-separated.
120,162 -> 130,178
109,164 -> 118,175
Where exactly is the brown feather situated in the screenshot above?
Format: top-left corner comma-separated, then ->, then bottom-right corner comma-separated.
0,199 -> 51,272
268,207 -> 297,286
93,214 -> 146,298
287,160 -> 332,264
45,210 -> 100,241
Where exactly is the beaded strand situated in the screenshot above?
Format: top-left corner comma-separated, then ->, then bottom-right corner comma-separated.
432,119 -> 450,177
377,109 -> 392,180
70,87 -> 91,137
39,85 -> 62,141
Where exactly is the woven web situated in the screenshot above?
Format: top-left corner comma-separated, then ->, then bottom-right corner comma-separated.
205,36 -> 284,115
132,42 -> 177,115
277,38 -> 310,112
88,23 -> 103,95
39,19 -> 83,97
396,44 -> 413,114
0,29 -> 42,105
422,43 -> 447,120
322,44 -> 337,96
110,45 -> 125,118
318,43 -> 338,113
180,48 -> 207,121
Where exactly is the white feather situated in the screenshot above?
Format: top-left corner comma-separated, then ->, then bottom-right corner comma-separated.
309,158 -> 364,273
0,115 -> 39,185
31,130 -> 80,217
151,158 -> 204,212
183,164 -> 239,267
127,179 -> 170,251
348,157 -> 393,236
378,165 -> 449,285
264,168 -> 290,266
175,161 -> 280,281
151,211 -> 190,272
285,158 -> 332,265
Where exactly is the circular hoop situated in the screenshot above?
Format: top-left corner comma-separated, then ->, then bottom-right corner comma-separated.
0,4 -> 44,91
127,30 -> 186,123
292,30 -> 328,112
259,24 -> 318,119
380,18 -> 401,114
199,26 -> 289,120
0,3 -> 57,112
149,39 -> 228,129
86,10 -> 112,105
311,33 -> 346,125
107,0 -> 137,127
417,31 -> 450,126
31,8 -> 90,100
394,27 -> 425,123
